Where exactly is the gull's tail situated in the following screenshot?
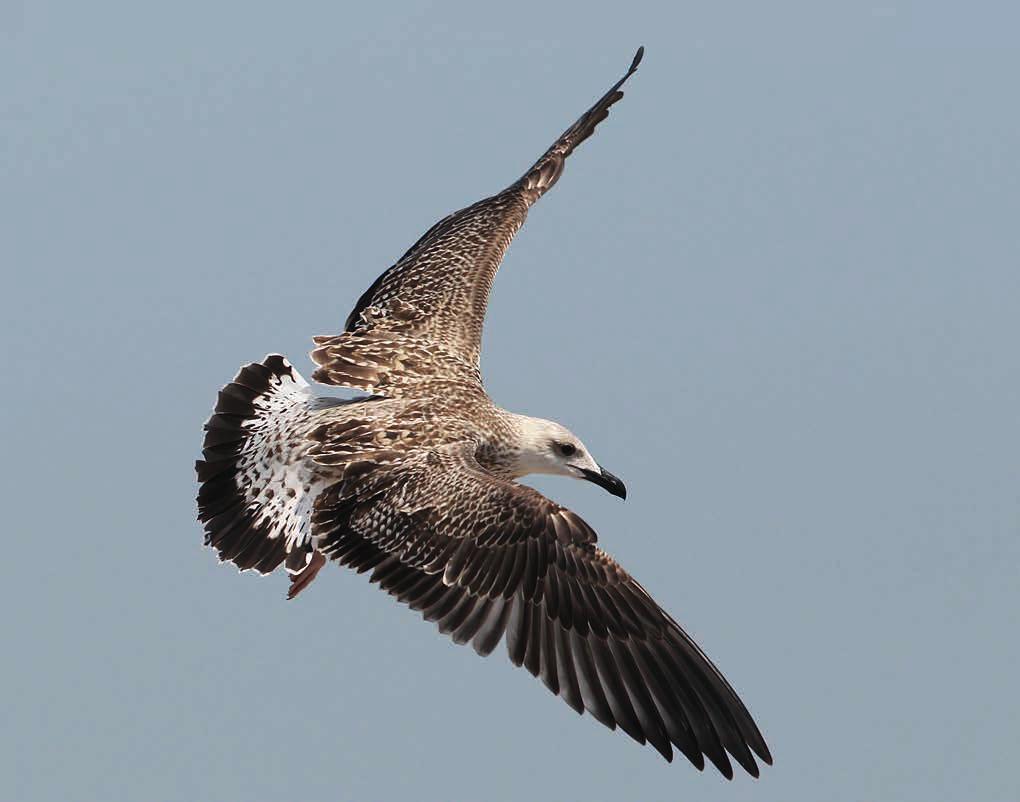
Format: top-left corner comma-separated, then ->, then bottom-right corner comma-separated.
195,355 -> 320,575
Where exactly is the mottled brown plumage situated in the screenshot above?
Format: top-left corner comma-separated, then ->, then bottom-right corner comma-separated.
196,47 -> 773,778
309,48 -> 643,396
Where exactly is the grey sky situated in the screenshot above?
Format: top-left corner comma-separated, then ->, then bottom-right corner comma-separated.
4,2 -> 1018,800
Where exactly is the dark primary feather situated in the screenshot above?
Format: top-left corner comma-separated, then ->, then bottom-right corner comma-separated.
311,48 -> 644,395
311,442 -> 771,776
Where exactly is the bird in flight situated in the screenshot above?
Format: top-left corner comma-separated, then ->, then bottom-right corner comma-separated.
196,47 -> 771,778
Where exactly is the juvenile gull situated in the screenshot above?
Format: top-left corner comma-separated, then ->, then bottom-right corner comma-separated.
196,47 -> 772,777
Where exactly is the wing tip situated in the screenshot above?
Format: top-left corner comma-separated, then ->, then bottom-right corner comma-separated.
630,46 -> 645,75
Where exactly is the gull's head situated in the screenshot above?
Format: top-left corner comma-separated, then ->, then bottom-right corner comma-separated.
507,415 -> 626,499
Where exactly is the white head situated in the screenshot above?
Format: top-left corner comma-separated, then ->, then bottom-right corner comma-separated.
506,415 -> 627,499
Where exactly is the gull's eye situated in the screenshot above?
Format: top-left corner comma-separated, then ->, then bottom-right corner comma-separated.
557,442 -> 577,458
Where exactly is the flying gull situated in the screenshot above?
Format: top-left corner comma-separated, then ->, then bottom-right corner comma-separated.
196,47 -> 772,777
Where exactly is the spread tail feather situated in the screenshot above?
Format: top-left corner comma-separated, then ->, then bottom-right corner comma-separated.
195,355 -> 319,575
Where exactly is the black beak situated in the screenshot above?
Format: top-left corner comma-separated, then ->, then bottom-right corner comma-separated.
580,466 -> 627,500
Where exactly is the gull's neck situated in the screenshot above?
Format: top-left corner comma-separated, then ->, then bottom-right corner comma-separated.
474,410 -> 557,480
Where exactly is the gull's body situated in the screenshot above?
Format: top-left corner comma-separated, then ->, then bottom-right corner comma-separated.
196,48 -> 772,777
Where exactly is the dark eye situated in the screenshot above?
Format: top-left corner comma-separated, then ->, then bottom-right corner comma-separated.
557,442 -> 577,457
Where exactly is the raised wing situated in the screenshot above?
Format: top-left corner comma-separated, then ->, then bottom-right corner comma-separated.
310,442 -> 771,777
310,47 -> 644,397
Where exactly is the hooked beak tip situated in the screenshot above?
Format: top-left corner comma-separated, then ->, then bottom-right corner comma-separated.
580,466 -> 627,500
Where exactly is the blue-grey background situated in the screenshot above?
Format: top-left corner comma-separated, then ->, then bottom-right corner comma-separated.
4,3 -> 1018,800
